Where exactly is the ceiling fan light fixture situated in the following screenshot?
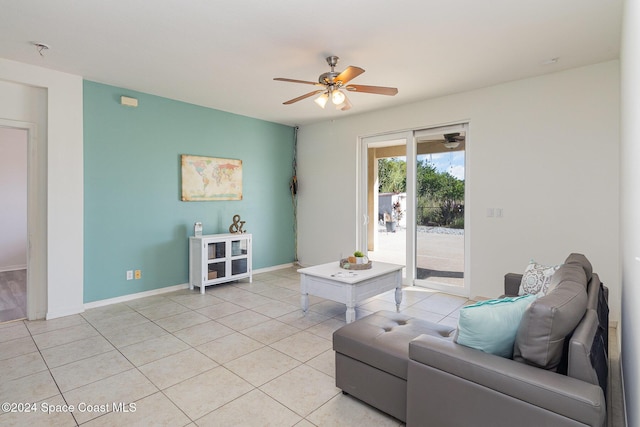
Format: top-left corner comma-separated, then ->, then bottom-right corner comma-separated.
336,94 -> 352,111
331,89 -> 345,105
314,92 -> 329,109
442,132 -> 463,149
443,141 -> 461,149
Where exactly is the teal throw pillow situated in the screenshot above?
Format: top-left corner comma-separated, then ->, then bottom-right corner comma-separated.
455,294 -> 537,358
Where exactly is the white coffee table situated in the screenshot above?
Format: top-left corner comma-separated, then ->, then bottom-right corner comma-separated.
298,261 -> 404,323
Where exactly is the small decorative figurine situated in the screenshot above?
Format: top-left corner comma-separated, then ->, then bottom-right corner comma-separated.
229,214 -> 246,234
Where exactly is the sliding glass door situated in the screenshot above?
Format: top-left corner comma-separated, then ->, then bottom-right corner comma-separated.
358,131 -> 414,281
359,124 -> 468,296
414,125 -> 467,295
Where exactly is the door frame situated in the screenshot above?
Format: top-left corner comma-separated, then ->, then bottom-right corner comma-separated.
357,122 -> 470,296
358,130 -> 415,285
0,118 -> 42,320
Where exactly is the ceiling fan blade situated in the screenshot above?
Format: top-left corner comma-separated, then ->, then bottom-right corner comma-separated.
274,78 -> 323,86
345,84 -> 398,96
335,66 -> 365,85
283,90 -> 324,105
444,132 -> 465,141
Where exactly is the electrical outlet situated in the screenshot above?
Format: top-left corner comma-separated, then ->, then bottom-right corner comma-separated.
134,270 -> 141,280
126,270 -> 133,280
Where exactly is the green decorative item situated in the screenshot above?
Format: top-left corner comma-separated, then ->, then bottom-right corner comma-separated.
353,250 -> 367,265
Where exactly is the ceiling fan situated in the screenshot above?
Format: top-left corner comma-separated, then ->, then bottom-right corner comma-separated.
274,56 -> 398,111
442,133 -> 465,149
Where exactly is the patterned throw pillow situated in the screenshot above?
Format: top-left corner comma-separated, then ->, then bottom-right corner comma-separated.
518,261 -> 562,296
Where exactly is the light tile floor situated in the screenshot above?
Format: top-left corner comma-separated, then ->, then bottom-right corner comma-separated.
0,267 -> 623,426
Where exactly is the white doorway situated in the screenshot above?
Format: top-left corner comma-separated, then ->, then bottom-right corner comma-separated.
359,131 -> 414,281
0,118 -> 42,321
358,123 -> 469,297
0,126 -> 28,321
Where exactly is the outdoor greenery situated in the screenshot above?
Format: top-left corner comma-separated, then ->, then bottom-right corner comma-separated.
378,158 -> 406,194
378,157 -> 464,228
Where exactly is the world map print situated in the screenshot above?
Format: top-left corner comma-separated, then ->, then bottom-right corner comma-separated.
181,155 -> 242,201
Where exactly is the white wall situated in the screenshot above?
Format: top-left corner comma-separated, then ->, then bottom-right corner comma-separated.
297,61 -> 621,321
0,58 -> 84,319
620,0 -> 639,424
0,127 -> 27,271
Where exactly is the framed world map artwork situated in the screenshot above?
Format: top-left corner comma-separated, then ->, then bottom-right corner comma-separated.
181,155 -> 243,201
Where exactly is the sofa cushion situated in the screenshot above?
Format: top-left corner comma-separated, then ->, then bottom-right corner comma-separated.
333,311 -> 455,380
545,258 -> 591,296
514,263 -> 588,370
518,261 -> 562,296
565,253 -> 593,282
455,295 -> 537,358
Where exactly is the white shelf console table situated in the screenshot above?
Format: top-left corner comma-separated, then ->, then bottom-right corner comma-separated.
298,261 -> 404,323
189,233 -> 252,294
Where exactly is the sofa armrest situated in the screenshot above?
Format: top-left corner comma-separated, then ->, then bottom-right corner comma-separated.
408,334 -> 605,427
504,273 -> 522,296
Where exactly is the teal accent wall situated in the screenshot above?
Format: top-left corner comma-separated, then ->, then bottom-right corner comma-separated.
83,81 -> 295,303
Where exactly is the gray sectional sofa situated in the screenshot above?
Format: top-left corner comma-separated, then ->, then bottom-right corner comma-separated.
333,253 -> 609,427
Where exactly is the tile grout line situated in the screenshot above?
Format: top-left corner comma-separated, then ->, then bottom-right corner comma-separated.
23,318 -> 82,426
3,269 -> 462,426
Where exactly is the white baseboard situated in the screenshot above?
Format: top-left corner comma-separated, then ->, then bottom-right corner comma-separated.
0,264 -> 27,273
46,305 -> 86,320
619,351 -> 628,427
253,262 -> 297,274
84,283 -> 190,310
82,264 -> 295,311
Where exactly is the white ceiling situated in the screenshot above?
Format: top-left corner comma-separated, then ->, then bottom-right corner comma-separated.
0,0 -> 622,126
